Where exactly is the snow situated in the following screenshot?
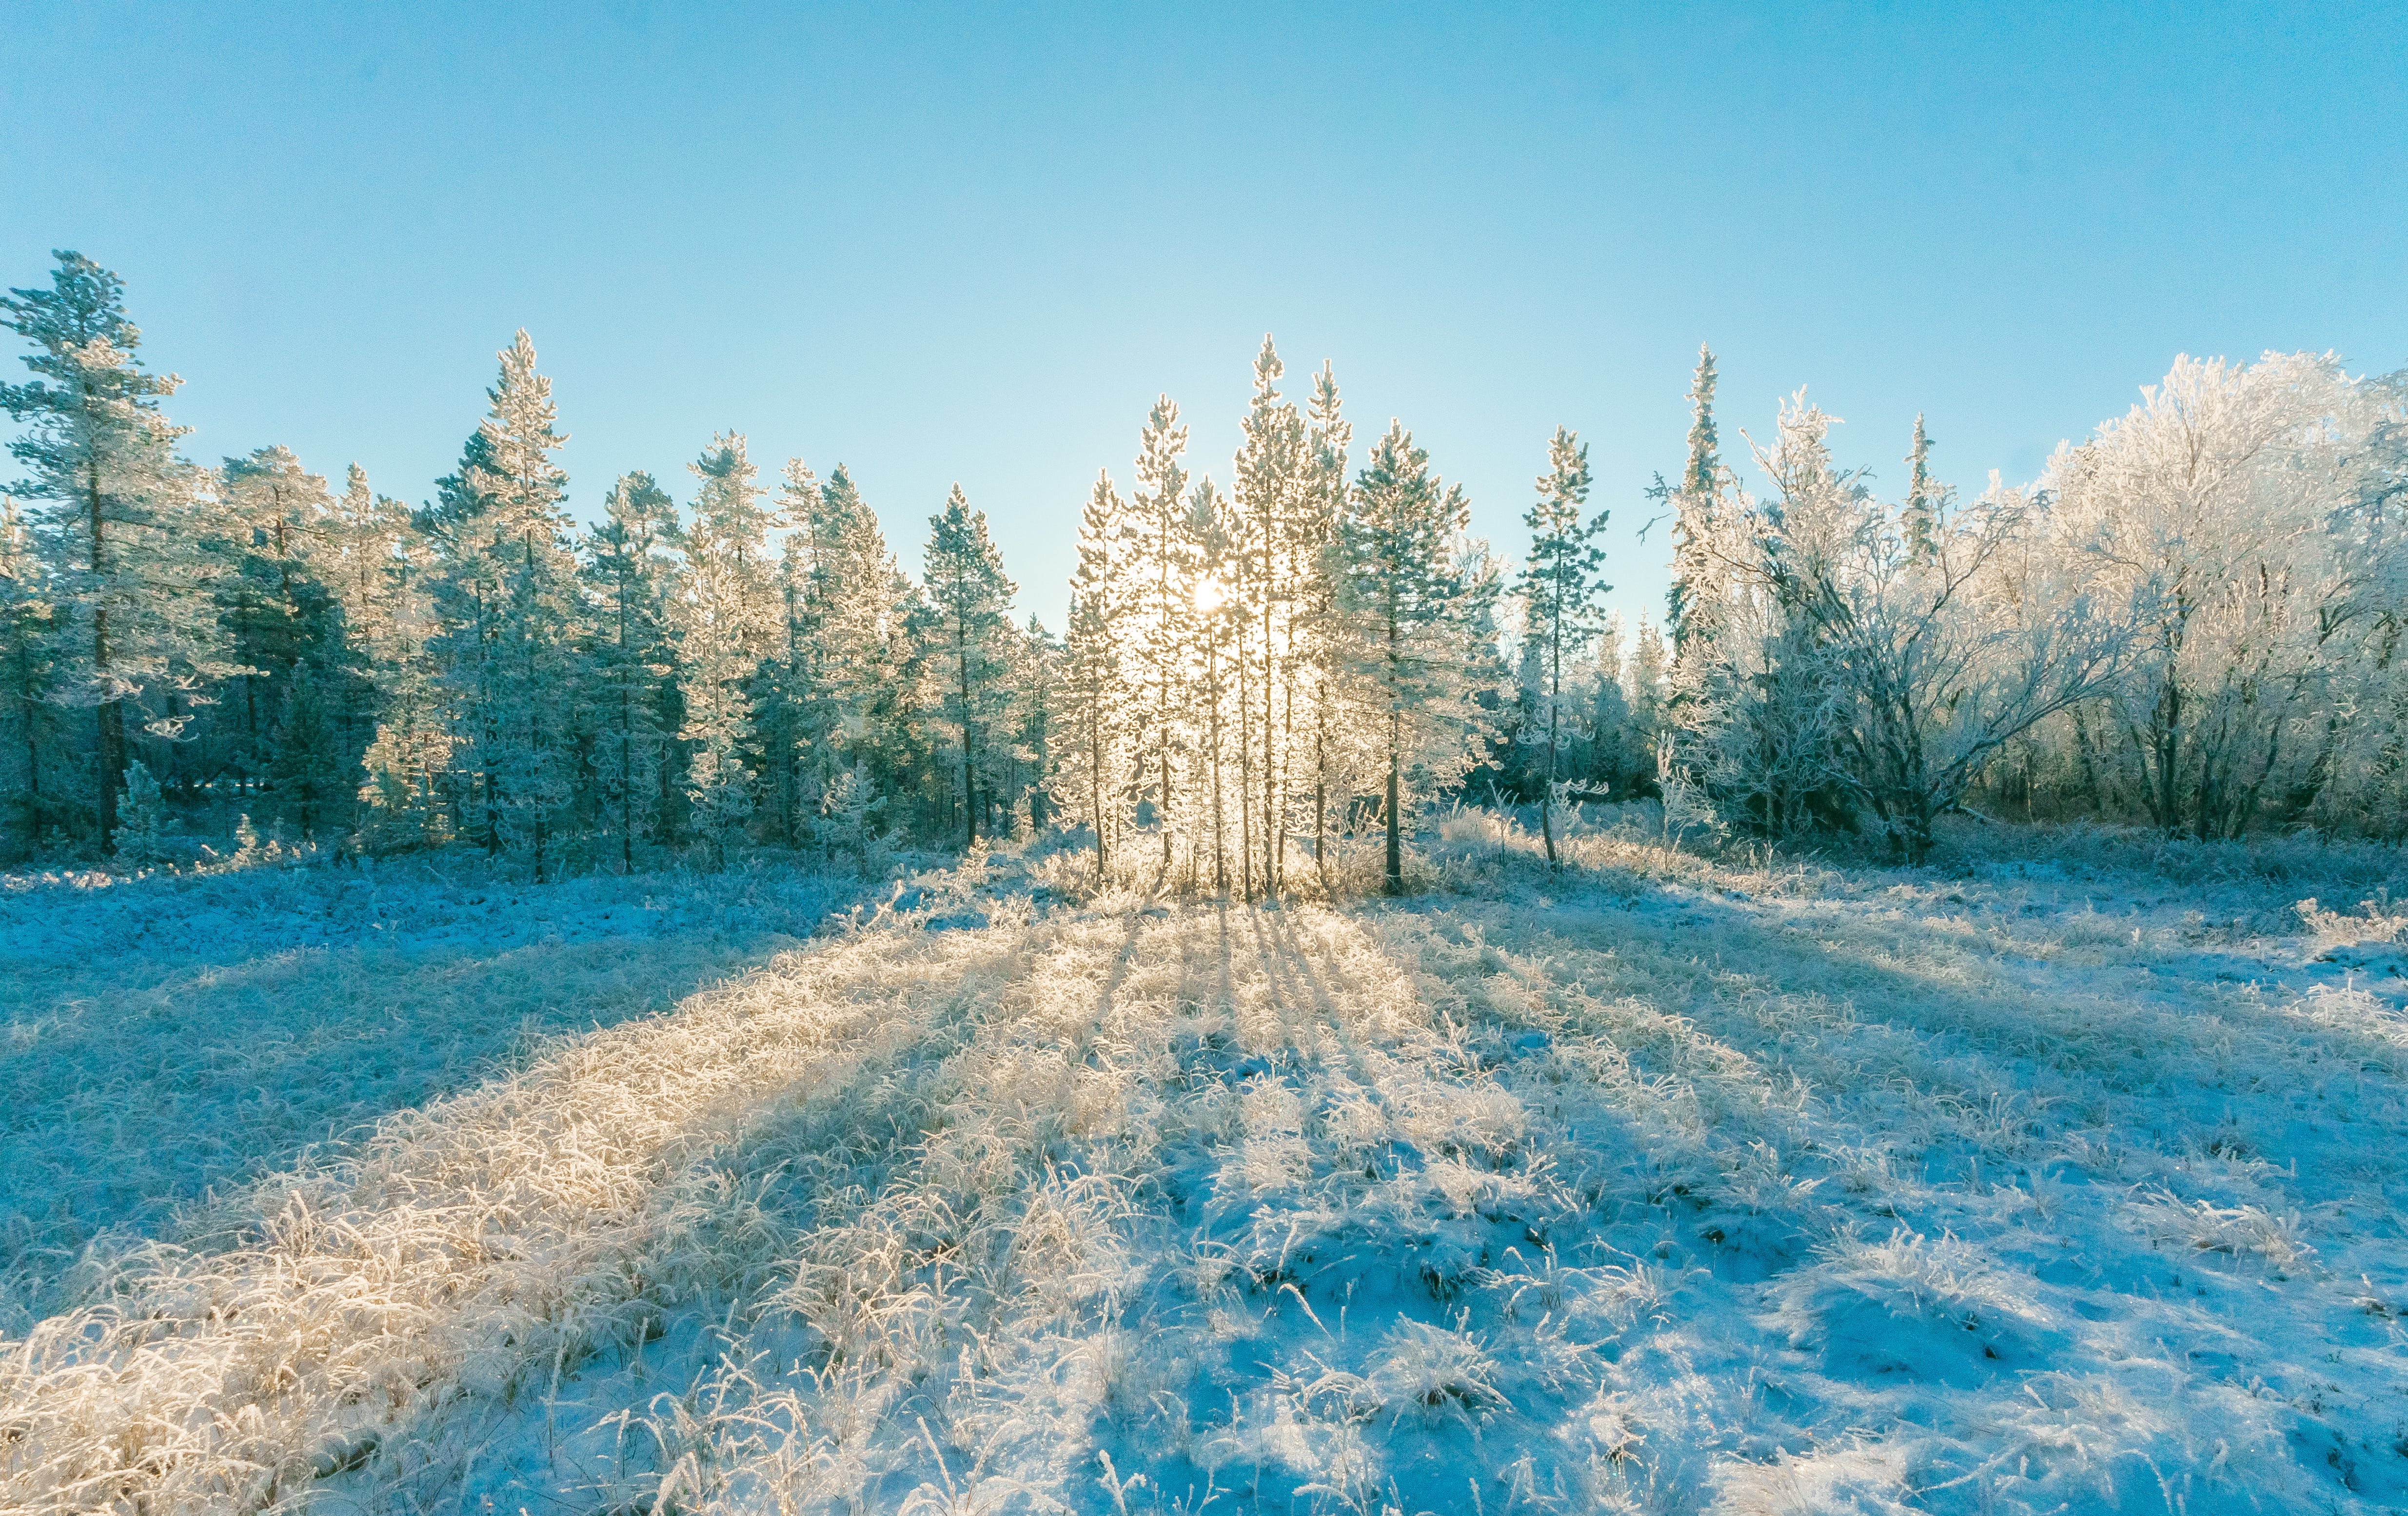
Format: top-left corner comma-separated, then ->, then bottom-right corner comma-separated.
0,854 -> 862,1330
4,818 -> 2407,1513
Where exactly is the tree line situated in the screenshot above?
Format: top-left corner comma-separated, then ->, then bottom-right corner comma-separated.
3,251 -> 2403,882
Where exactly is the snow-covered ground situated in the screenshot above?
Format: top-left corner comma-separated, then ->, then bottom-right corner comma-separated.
4,818 -> 2407,1514
0,855 -> 862,1330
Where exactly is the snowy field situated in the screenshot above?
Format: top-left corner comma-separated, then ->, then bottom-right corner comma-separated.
0,856 -> 863,1331
4,818 -> 2408,1513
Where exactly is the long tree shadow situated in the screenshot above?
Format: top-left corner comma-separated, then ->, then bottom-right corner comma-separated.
0,862 -> 862,1321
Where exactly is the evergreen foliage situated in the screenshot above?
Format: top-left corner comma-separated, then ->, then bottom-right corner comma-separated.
5,247 -> 2402,875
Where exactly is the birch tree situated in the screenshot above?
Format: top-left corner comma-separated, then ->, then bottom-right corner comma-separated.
2050,353 -> 2385,837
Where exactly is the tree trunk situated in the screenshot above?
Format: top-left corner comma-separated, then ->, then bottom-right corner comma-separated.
1541,628 -> 1560,867
88,459 -> 123,854
1384,709 -> 1403,896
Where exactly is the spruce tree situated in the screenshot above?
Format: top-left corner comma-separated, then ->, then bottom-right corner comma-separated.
923,484 -> 1015,847
1664,343 -> 1723,659
1903,413 -> 1943,565
0,252 -> 237,853
1516,426 -> 1606,866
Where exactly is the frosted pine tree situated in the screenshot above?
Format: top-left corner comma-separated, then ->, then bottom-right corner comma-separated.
1299,361 -> 1353,875
923,484 -> 1016,847
0,252 -> 238,854
1060,470 -> 1130,877
323,465 -> 420,808
996,614 -> 1059,835
584,470 -> 684,868
1516,426 -> 1606,866
784,462 -> 914,819
216,446 -> 340,799
759,459 -> 821,845
1233,335 -> 1309,897
1192,477 -> 1239,891
0,496 -> 59,858
677,433 -> 777,865
1124,397 -> 1196,872
115,757 -> 167,867
1339,420 -> 1493,894
270,665 -> 345,840
426,330 -> 585,870
346,467 -> 452,853
1584,613 -> 1638,797
1623,615 -> 1668,793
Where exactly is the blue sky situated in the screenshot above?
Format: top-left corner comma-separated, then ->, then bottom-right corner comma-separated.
4,2 -> 2401,632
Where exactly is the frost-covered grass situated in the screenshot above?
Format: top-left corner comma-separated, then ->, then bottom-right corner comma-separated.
0,853 -> 863,1329
3,824 -> 2407,1513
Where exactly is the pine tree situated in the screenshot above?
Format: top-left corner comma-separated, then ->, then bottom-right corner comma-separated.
1301,362 -> 1352,877
1061,470 -> 1129,877
1004,614 -> 1060,835
677,433 -> 777,864
321,465 -> 413,807
760,459 -> 821,847
1192,477 -> 1238,891
584,470 -> 684,869
1516,426 -> 1606,866
1125,396 -> 1195,872
1,252 -> 237,854
116,757 -> 167,867
1340,420 -> 1491,894
269,664 -> 344,840
1234,335 -> 1309,898
425,330 -> 584,870
0,496 -> 59,858
346,467 -> 450,854
1585,613 -> 1636,796
784,462 -> 912,820
923,483 -> 1016,847
1623,615 -> 1668,794
216,446 -> 343,802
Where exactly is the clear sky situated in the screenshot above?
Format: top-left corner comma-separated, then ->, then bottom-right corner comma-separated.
4,2 -> 2401,633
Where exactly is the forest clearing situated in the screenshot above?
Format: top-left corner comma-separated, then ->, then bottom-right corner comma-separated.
5,812 -> 2406,1514
6,12 -> 2407,1511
